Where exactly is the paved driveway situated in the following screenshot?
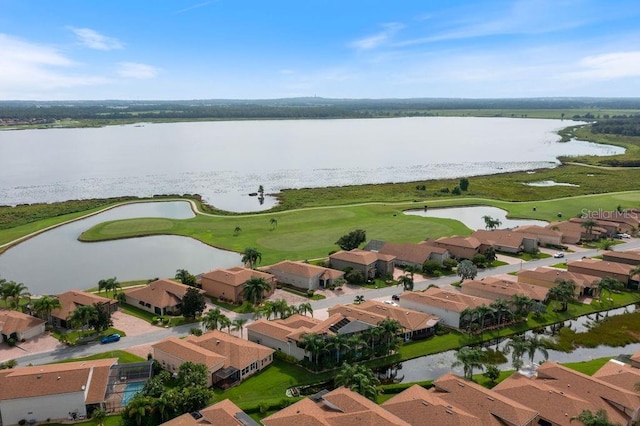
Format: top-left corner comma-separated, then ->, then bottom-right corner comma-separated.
0,333 -> 62,363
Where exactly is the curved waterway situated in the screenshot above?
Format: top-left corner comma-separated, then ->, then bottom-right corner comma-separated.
0,202 -> 242,295
404,205 -> 547,231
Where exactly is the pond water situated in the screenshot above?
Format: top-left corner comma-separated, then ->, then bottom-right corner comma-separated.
0,202 -> 242,295
379,304 -> 639,383
403,205 -> 547,231
0,117 -> 623,212
523,180 -> 580,187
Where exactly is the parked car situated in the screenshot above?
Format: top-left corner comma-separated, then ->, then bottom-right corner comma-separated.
383,300 -> 399,307
618,233 -> 631,239
392,294 -> 400,301
101,333 -> 120,344
553,252 -> 565,258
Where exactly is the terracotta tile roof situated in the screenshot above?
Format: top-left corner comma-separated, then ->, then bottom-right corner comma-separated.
0,358 -> 117,401
279,314 -> 322,329
200,267 -> 274,288
592,359 -> 640,392
569,217 -> 621,230
266,261 -> 345,280
472,229 -> 534,250
517,267 -> 600,291
462,277 -> 549,301
245,319 -> 300,342
433,373 -> 538,426
161,399 -> 251,426
377,242 -> 442,265
515,225 -> 563,237
432,236 -> 481,249
186,330 -> 274,370
51,290 -> 116,320
567,258 -> 635,275
382,384 -> 483,426
262,387 -> 409,426
330,249 -> 380,265
586,211 -> 640,226
287,313 -> 346,341
400,288 -> 493,313
602,250 -> 640,263
631,348 -> 640,364
328,301 -> 439,333
125,279 -> 204,308
152,337 -> 226,369
494,362 -> 640,426
0,309 -> 45,335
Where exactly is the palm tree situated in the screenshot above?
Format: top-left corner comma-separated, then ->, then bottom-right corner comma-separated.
354,295 -> 365,305
581,219 -> 597,240
631,264 -> 640,290
253,305 -> 266,320
91,407 -> 107,426
451,347 -> 484,380
243,277 -> 271,305
596,277 -> 624,304
504,335 -> 528,370
570,408 -> 617,426
377,318 -> 403,354
231,318 -> 248,338
241,247 -> 262,269
482,215 -> 502,230
345,334 -> 366,362
272,299 -> 289,319
67,305 -> 98,332
201,308 -> 227,331
125,395 -> 153,426
524,335 -> 549,366
98,277 -> 120,297
334,363 -> 380,401
174,270 -> 196,287
32,295 -> 62,321
7,282 -> 30,310
219,315 -> 232,334
327,334 -> 351,364
490,298 -> 511,325
475,304 -> 495,329
404,265 -> 419,280
151,395 -> 170,424
511,294 -> 533,320
297,302 -> 313,317
549,279 -> 576,312
397,274 -> 414,291
300,333 -> 325,365
460,307 -> 477,332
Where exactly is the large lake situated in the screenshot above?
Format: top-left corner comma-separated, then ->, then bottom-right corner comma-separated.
0,117 -> 622,212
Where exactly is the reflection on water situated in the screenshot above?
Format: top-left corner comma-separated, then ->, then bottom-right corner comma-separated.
0,202 -> 241,295
379,304 -> 639,383
404,205 -> 547,231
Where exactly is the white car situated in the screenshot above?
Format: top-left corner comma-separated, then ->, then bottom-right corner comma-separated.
383,300 -> 399,306
553,252 -> 565,258
619,233 -> 631,239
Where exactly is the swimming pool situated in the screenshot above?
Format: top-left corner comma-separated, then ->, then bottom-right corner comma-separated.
121,382 -> 145,406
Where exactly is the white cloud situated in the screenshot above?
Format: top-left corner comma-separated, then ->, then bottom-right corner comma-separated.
69,27 -> 124,50
117,62 -> 160,79
566,51 -> 640,80
176,1 -> 214,14
350,23 -> 404,50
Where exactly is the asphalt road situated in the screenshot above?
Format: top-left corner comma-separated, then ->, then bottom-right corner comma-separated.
16,239 -> 640,366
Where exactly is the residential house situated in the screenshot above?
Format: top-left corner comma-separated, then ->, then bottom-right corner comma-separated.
472,229 -> 538,254
398,287 -> 493,329
264,260 -> 344,290
631,348 -> 640,368
513,225 -> 563,247
517,266 -> 601,298
329,248 -> 395,279
327,300 -> 440,341
570,217 -> 618,239
199,267 -> 275,304
184,330 -> 274,388
567,258 -> 636,287
50,290 -> 118,329
493,362 -> 640,426
461,276 -> 549,303
423,236 -> 481,260
160,399 -> 258,426
592,359 -> 640,392
546,220 -> 607,244
366,240 -> 450,267
123,279 -> 205,316
245,314 -> 322,360
152,331 -> 274,388
586,210 -> 639,233
0,309 -> 45,342
262,386 -> 410,426
0,358 -> 117,425
601,249 -> 640,266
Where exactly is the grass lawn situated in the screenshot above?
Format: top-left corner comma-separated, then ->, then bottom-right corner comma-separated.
53,349 -> 144,364
51,327 -> 126,345
118,303 -> 198,327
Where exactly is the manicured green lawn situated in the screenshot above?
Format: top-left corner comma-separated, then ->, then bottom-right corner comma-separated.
51,327 -> 126,345
53,349 -> 144,364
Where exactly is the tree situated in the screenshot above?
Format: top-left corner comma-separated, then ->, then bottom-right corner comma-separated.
490,298 -> 511,325
530,300 -> 548,317
457,259 -> 477,281
98,277 -> 120,297
335,229 -> 367,251
475,304 -> 495,329
354,295 -> 365,305
459,177 -> 469,191
201,308 -> 227,331
91,407 -> 107,426
334,363 -> 380,401
504,335 -> 528,370
3,281 -> 30,310
231,318 -> 248,337
599,239 -> 615,251
327,334 -> 351,364
177,361 -> 209,388
300,333 -> 325,365
243,277 -> 272,305
297,302 -> 313,317
451,347 -> 484,380
570,409 -> 618,426
632,264 -> 640,291
482,215 -> 502,230
32,295 -> 61,320
241,247 -> 262,269
377,318 -> 403,354
471,253 -> 487,267
123,394 -> 153,426
68,304 -> 98,332
233,226 -> 242,236
397,274 -> 414,291
549,279 -> 576,312
219,315 -> 232,333
525,335 -> 549,366
511,294 -> 533,320
483,365 -> 501,385
175,269 -> 196,287
422,260 -> 440,275
182,287 -> 206,319
345,269 -> 365,285
581,219 -> 598,239
88,302 -> 113,332
484,246 -> 497,264
596,277 -> 624,304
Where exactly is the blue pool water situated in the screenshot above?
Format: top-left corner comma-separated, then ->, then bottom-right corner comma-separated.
121,382 -> 145,406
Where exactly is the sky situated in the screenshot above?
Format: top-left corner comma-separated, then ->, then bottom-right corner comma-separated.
2,0 -> 640,100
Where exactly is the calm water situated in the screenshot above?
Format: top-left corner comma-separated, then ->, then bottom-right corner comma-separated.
0,118 -> 623,212
404,205 -> 548,231
0,202 -> 242,295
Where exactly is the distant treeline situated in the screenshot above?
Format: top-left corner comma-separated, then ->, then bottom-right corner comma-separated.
2,97 -> 640,124
590,114 -> 640,137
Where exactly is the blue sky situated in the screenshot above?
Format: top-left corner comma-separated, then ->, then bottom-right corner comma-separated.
2,0 -> 640,100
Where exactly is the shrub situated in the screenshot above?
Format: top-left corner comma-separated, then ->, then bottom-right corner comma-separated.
451,186 -> 462,195
422,260 -> 440,275
439,187 -> 450,193
306,289 -> 315,298
189,327 -> 203,336
442,258 -> 458,271
7,338 -> 16,347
